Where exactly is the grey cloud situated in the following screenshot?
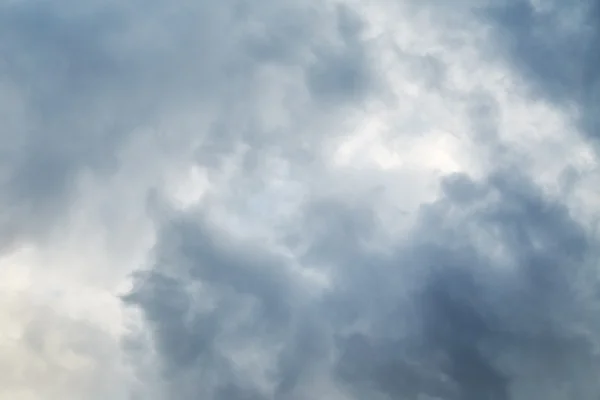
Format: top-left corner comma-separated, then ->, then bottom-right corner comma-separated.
306,5 -> 376,104
331,170 -> 600,399
478,0 -> 598,139
127,164 -> 600,399
215,384 -> 266,400
0,1 -> 126,244
0,0 -> 378,249
1,1 -> 383,399
194,4 -> 380,176
124,272 -> 218,373
123,203 -> 333,397
117,2 -> 600,399
480,1 -> 591,100
408,0 -> 599,140
6,0 -> 598,398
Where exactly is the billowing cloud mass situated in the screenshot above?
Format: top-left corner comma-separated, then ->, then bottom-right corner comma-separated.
1,0 -> 600,399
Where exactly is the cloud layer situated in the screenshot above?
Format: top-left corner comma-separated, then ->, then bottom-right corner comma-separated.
1,0 -> 599,399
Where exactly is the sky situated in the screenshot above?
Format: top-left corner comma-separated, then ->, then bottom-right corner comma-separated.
1,0 -> 600,399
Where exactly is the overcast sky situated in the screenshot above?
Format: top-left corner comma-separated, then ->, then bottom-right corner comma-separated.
1,0 -> 600,399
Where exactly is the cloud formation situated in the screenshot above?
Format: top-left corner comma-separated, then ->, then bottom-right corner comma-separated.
1,0 -> 600,399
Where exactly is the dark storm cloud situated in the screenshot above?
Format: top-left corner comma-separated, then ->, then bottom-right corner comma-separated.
126,164 -> 600,399
478,0 -> 599,139
481,1 -> 591,99
330,169 -> 600,399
